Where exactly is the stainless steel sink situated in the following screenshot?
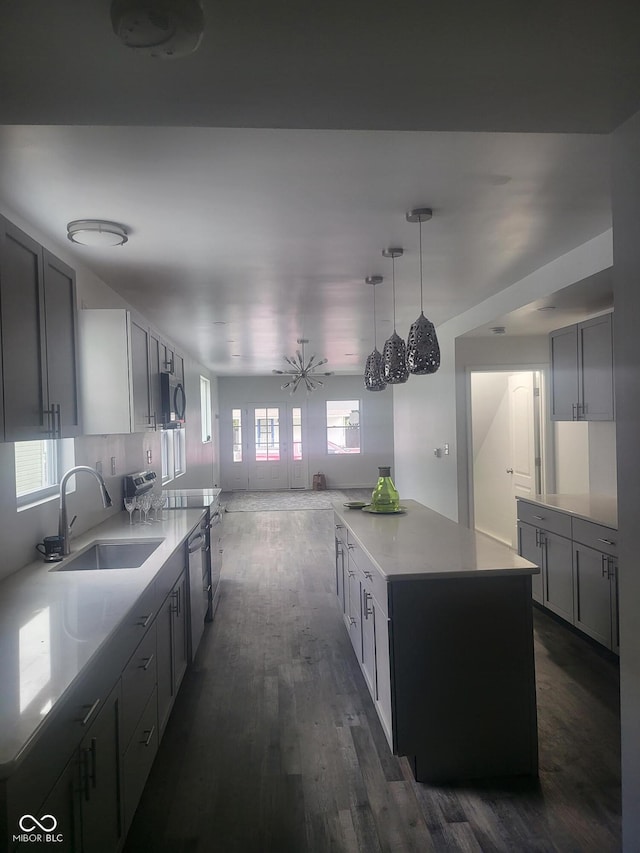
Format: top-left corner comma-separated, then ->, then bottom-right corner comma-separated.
51,539 -> 163,571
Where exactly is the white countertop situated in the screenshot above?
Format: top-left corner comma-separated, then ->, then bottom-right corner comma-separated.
516,494 -> 617,529
0,509 -> 204,774
333,499 -> 538,581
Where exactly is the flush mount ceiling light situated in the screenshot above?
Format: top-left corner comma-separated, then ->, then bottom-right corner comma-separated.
110,0 -> 205,59
363,275 -> 387,392
381,248 -> 409,385
66,220 -> 128,247
406,208 -> 440,375
272,339 -> 333,394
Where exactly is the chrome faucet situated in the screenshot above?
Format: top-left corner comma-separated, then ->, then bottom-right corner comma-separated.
58,466 -> 113,555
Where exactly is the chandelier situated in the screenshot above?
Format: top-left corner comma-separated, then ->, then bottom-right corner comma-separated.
273,338 -> 333,394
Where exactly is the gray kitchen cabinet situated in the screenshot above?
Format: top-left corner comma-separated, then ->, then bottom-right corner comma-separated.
541,529 -> 574,623
157,571 -> 189,738
80,309 -> 153,434
0,216 -> 80,441
334,521 -> 347,615
574,543 -> 618,650
122,687 -> 158,835
517,498 -> 619,652
550,313 -> 614,421
78,682 -> 122,853
148,332 -> 162,431
131,319 -> 153,432
36,681 -> 122,853
517,521 -> 544,604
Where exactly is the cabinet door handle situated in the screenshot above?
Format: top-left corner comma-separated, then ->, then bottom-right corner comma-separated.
89,737 -> 97,789
335,524 -> 344,530
597,538 -> 616,547
607,557 -> 616,581
137,613 -> 153,628
601,554 -> 609,578
363,591 -> 373,619
79,698 -> 100,727
347,543 -> 355,550
148,411 -> 157,430
572,403 -> 578,420
141,653 -> 155,671
363,571 -> 372,580
141,725 -> 156,747
347,570 -> 355,578
532,515 -> 544,520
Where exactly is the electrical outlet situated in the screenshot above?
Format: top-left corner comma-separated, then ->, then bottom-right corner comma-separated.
146,449 -> 152,464
111,457 -> 117,475
444,443 -> 450,455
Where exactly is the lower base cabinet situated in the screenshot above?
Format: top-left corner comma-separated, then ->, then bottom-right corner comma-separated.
2,545 -> 198,853
37,682 -> 122,853
517,499 -> 619,653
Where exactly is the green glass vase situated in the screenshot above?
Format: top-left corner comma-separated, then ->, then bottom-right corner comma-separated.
371,466 -> 399,512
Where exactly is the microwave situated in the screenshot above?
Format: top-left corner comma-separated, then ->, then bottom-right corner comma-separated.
160,372 -> 186,427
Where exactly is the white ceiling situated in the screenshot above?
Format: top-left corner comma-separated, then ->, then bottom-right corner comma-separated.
1,1 -> 637,376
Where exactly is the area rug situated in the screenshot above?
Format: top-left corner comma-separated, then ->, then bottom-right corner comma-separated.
221,488 -> 372,512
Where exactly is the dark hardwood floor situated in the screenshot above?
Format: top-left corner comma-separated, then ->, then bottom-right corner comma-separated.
124,510 -> 621,853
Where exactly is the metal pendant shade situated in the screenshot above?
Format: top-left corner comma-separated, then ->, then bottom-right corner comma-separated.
381,248 -> 409,384
406,208 -> 440,375
363,275 -> 387,391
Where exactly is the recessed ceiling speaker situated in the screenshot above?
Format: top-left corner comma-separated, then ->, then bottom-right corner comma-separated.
110,0 -> 205,59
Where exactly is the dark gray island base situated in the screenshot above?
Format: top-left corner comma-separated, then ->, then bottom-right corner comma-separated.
333,500 -> 539,784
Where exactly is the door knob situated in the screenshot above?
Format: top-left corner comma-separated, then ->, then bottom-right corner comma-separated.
506,467 -> 514,474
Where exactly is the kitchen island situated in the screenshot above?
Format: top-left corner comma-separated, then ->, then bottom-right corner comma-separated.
334,499 -> 539,784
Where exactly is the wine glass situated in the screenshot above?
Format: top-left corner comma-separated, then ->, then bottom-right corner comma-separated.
151,493 -> 166,522
139,494 -> 152,524
124,497 -> 136,525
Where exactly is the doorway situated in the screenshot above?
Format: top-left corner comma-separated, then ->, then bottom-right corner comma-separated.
468,370 -> 546,548
245,403 -> 308,490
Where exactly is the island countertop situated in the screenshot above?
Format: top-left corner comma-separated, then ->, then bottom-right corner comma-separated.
333,499 -> 538,581
0,508 -> 205,775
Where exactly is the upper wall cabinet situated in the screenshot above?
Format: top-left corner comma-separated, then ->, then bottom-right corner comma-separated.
550,313 -> 614,421
0,216 -> 81,441
81,309 -> 155,434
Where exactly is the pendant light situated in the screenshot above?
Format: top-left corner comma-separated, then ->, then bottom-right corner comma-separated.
363,275 -> 387,392
406,207 -> 440,374
381,247 -> 409,384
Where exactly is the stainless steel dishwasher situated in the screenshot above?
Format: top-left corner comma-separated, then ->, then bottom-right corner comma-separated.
186,519 -> 206,660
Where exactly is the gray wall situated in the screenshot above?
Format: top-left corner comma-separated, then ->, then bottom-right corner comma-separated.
218,374 -> 394,490
612,107 -> 640,851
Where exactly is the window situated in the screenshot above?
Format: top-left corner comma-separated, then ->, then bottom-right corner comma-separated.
326,400 -> 360,454
15,439 -> 75,507
161,427 -> 186,483
254,407 -> 280,461
200,376 -> 212,443
292,407 -> 302,461
232,408 -> 243,462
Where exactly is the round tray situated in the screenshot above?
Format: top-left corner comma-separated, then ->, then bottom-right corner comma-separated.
360,504 -> 407,514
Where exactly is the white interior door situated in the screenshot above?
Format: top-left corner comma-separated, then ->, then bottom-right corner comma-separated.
247,404 -> 308,490
508,372 -> 539,548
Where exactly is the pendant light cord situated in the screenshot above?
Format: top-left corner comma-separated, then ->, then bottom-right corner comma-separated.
392,254 -> 397,332
419,218 -> 424,314
373,284 -> 378,349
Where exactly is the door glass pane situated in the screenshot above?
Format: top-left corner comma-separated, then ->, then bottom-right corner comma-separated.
232,408 -> 243,462
292,407 -> 302,460
254,407 -> 281,461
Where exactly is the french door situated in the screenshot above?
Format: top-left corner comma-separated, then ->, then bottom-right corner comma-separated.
245,403 -> 307,490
